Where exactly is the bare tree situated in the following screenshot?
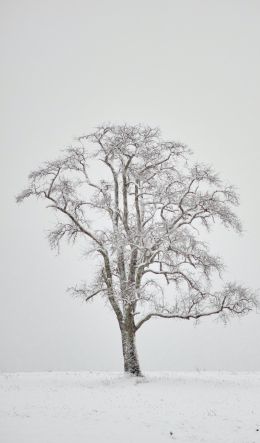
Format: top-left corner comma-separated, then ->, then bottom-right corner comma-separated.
17,125 -> 257,376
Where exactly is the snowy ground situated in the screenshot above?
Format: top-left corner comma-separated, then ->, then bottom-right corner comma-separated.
0,371 -> 259,443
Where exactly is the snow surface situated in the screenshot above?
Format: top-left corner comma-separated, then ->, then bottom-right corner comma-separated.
0,371 -> 259,443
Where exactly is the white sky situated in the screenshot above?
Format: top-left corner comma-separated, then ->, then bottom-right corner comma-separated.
1,0 -> 260,372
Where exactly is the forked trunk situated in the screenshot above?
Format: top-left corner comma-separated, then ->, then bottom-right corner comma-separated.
121,322 -> 142,376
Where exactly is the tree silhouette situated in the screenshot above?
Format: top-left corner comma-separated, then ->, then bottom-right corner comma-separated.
17,125 -> 257,376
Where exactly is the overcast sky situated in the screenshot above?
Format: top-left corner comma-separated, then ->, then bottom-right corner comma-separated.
1,0 -> 260,372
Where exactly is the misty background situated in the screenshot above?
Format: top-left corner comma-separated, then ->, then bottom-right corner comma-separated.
1,0 -> 260,372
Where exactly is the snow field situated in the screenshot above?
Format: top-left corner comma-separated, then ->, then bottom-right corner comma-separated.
0,371 -> 259,443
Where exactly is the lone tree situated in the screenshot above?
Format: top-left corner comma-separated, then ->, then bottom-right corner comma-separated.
17,125 -> 257,376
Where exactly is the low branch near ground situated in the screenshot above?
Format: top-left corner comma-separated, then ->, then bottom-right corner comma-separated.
136,283 -> 257,330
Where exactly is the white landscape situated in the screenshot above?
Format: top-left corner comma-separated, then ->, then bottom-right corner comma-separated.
1,371 -> 259,443
2,2 -> 260,443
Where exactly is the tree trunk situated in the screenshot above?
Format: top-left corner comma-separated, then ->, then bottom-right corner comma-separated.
120,320 -> 142,376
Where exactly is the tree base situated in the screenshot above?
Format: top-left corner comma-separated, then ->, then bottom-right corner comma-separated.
124,368 -> 144,377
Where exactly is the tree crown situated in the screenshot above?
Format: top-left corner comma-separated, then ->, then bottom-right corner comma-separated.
17,124 -> 257,329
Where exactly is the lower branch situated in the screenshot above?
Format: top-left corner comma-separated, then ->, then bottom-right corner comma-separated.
136,284 -> 257,330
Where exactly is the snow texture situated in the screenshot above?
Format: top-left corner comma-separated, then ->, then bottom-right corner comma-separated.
0,371 -> 259,442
